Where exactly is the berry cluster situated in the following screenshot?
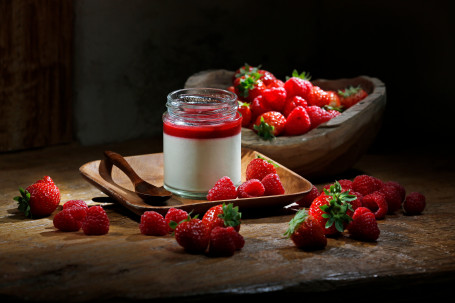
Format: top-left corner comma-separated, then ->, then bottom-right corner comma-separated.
230,64 -> 368,140
286,175 -> 426,250
139,203 -> 244,257
206,157 -> 285,201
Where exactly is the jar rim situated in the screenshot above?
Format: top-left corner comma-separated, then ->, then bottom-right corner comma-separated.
167,88 -> 237,106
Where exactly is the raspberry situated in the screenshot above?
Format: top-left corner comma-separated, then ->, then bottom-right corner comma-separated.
262,86 -> 287,112
206,176 -> 238,201
283,95 -> 308,117
62,200 -> 88,221
140,211 -> 169,236
208,226 -> 239,257
348,190 -> 363,210
82,206 -> 110,235
237,179 -> 265,198
232,229 -> 245,250
352,175 -> 383,196
323,179 -> 352,192
362,191 -> 388,220
53,209 -> 82,232
403,192 -> 426,215
347,207 -> 380,242
379,183 -> 404,214
261,173 -> 285,196
63,199 -> 88,210
165,208 -> 189,231
175,217 -> 210,254
245,158 -> 277,181
296,185 -> 319,208
384,181 -> 406,202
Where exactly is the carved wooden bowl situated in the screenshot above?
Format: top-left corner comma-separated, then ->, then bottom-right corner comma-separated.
184,70 -> 386,179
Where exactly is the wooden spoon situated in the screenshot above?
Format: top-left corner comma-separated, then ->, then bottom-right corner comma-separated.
103,150 -> 172,203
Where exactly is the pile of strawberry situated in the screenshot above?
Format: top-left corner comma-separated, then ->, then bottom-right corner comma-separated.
229,64 -> 368,140
285,174 -> 426,250
138,203 -> 244,257
206,156 -> 285,201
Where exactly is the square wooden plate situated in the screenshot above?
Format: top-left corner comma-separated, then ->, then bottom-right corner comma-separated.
79,148 -> 313,216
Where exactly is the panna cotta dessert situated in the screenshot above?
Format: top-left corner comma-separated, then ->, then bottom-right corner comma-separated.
163,88 -> 242,199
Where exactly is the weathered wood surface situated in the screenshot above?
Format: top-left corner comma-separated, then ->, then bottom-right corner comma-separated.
1,138 -> 454,302
185,70 -> 386,178
0,0 -> 73,152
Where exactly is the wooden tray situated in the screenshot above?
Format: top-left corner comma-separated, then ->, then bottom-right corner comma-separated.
185,70 -> 387,178
79,148 -> 312,216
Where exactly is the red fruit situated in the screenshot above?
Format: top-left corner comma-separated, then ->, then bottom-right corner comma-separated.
250,95 -> 273,121
338,85 -> 368,109
379,183 -> 404,214
384,181 -> 406,202
206,176 -> 238,201
14,176 -> 60,218
237,179 -> 265,198
53,209 -> 82,232
308,86 -> 340,107
165,208 -> 189,231
284,106 -> 311,136
233,63 -> 258,80
348,191 -> 363,210
202,203 -> 241,232
208,226 -> 239,257
327,109 -> 341,118
283,95 -> 308,117
62,200 -> 88,221
231,229 -> 245,250
284,208 -> 327,250
245,157 -> 277,181
253,111 -> 287,139
362,191 -> 388,220
82,206 -> 110,235
296,185 -> 320,208
266,78 -> 285,88
63,199 -> 87,210
308,181 -> 356,236
257,69 -> 276,86
237,101 -> 252,127
175,215 -> 210,254
284,76 -> 313,100
140,211 -> 169,236
262,86 -> 287,112
261,173 -> 285,196
352,175 -> 384,196
305,105 -> 333,129
347,207 -> 380,241
234,73 -> 266,102
403,192 -> 426,215
322,179 -> 353,192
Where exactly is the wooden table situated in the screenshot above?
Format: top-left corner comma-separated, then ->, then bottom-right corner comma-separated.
1,138 -> 454,302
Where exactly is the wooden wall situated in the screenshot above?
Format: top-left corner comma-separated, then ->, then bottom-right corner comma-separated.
0,0 -> 73,152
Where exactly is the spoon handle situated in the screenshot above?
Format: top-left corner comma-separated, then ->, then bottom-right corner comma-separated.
104,151 -> 143,186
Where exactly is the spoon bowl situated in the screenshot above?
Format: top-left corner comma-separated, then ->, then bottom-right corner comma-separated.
103,150 -> 172,203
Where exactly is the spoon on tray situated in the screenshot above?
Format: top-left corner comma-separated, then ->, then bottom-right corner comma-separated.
103,150 -> 172,203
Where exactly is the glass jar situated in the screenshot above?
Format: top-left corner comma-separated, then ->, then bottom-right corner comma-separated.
162,88 -> 242,199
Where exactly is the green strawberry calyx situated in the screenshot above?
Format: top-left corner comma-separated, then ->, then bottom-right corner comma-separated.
236,72 -> 261,98
320,181 -> 357,232
235,63 -> 261,78
337,85 -> 362,97
253,116 -> 275,141
286,69 -> 312,81
284,208 -> 309,238
218,203 -> 242,228
13,188 -> 33,218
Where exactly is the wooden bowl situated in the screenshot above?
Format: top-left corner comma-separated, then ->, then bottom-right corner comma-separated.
184,70 -> 386,179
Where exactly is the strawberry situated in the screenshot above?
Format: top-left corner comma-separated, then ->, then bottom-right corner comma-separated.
362,191 -> 388,220
165,208 -> 189,232
352,175 -> 384,196
238,100 -> 252,127
308,86 -> 341,108
237,179 -> 265,198
284,208 -> 327,250
283,95 -> 308,117
347,207 -> 380,241
233,63 -> 259,80
139,211 -> 169,236
403,192 -> 426,215
53,208 -> 83,232
322,179 -> 353,192
257,69 -> 277,86
202,203 -> 241,232
283,70 -> 313,100
309,181 -> 356,236
296,185 -> 320,208
174,214 -> 210,254
253,111 -> 286,139
261,173 -> 285,196
250,95 -> 273,121
262,86 -> 287,112
379,183 -> 404,214
338,85 -> 368,109
206,176 -> 238,201
305,105 -> 333,129
245,157 -> 277,181
234,72 -> 266,102
82,206 -> 110,235
266,78 -> 285,88
284,106 -> 311,136
14,176 -> 60,218
208,226 -> 242,257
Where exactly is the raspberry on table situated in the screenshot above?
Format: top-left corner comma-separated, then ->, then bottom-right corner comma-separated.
362,191 -> 388,220
237,179 -> 265,198
165,208 -> 189,231
82,206 -> 110,235
347,207 -> 380,242
261,173 -> 285,196
379,183 -> 404,214
140,211 -> 169,236
208,226 -> 240,257
206,176 -> 238,201
53,208 -> 82,232
403,192 -> 426,215
352,175 -> 383,196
